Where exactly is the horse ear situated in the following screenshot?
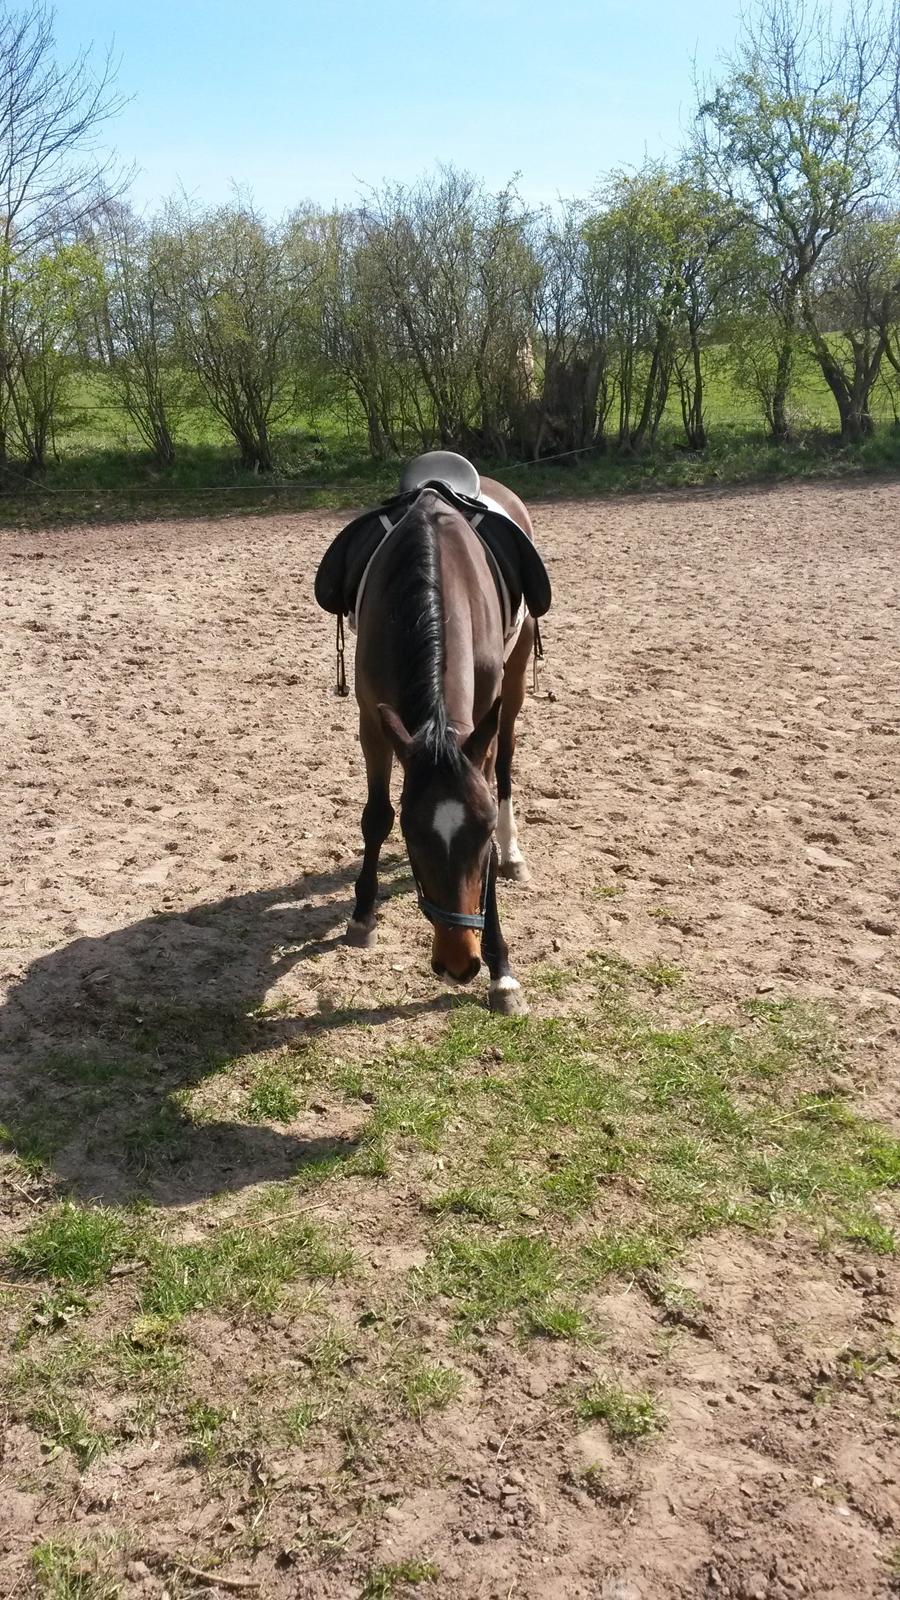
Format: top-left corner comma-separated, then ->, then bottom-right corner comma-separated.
378,704 -> 413,766
462,697 -> 501,769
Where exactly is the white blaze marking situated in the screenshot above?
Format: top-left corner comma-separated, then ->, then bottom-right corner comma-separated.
497,798 -> 524,865
432,799 -> 466,853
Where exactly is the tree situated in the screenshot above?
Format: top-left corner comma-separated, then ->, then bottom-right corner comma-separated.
809,211 -> 900,434
4,239 -> 100,470
529,201 -> 615,458
91,202 -> 187,466
161,198 -> 314,473
585,172 -> 677,454
0,3 -> 124,463
667,177 -> 743,450
697,0 -> 896,439
587,167 -> 713,454
361,168 -> 536,454
308,207 -> 410,459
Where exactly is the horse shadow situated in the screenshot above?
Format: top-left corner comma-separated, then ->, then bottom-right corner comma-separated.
0,854 -> 447,1207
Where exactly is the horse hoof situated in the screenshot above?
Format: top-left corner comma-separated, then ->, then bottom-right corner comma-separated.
499,858 -> 531,885
489,979 -> 529,1017
345,920 -> 376,949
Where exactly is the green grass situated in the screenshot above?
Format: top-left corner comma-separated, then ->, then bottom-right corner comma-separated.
577,1379 -> 665,1442
400,1360 -> 462,1419
3,356 -> 898,530
7,1207 -> 353,1326
3,957 -> 899,1598
10,1204 -> 137,1287
244,1059 -> 302,1123
333,975 -> 898,1344
283,1396 -> 327,1444
583,1228 -> 675,1276
183,1400 -> 231,1465
419,1233 -> 582,1337
31,1539 -> 121,1600
362,1561 -> 440,1598
425,1185 -> 512,1222
140,1218 -> 353,1320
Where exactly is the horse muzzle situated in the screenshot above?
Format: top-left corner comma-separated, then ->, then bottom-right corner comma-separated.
431,936 -> 482,986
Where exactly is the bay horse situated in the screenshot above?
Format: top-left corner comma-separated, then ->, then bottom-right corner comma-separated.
315,453 -> 550,1016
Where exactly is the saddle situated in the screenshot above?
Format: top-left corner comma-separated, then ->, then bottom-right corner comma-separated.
314,452 -> 552,624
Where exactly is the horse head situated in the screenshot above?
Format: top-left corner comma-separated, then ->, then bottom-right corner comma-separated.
378,700 -> 500,983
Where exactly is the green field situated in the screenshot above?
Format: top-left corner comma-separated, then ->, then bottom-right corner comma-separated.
2,351 -> 899,528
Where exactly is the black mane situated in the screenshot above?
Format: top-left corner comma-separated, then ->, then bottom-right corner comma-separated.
379,495 -> 461,768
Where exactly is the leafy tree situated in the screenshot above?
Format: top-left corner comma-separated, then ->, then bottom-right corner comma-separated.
4,240 -> 101,470
361,168 -> 536,454
697,0 -> 896,439
161,198 -> 315,472
90,202 -> 188,466
810,211 -> 900,434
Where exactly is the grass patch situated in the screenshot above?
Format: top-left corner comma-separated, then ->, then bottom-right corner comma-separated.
283,1396 -> 328,1444
425,1186 -> 511,1222
335,988 -> 899,1345
4,353 -> 899,533
642,960 -> 684,991
362,1561 -> 440,1598
400,1361 -> 462,1419
8,1336 -> 117,1466
10,1204 -> 137,1287
577,1379 -> 665,1442
840,1212 -> 897,1254
31,1398 -> 109,1468
31,1539 -> 121,1600
112,1316 -> 185,1393
183,1401 -> 231,1465
245,1060 -> 302,1122
584,1229 -> 674,1277
420,1233 -> 579,1336
141,1218 -> 352,1320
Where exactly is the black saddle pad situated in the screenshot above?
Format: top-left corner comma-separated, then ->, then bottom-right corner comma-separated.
314,484 -> 551,621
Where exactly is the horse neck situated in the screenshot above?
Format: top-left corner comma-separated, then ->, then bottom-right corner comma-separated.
378,499 -> 488,746
382,501 -> 454,742
434,515 -> 480,741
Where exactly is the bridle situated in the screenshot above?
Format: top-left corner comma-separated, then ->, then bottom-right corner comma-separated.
412,851 -> 492,934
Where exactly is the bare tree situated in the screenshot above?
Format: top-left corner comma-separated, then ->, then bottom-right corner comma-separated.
0,3 -> 125,463
529,202 -> 614,458
0,4 -> 124,243
361,168 -> 535,454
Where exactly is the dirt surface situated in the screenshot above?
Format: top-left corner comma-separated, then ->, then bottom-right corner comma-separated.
1,478 -> 899,1599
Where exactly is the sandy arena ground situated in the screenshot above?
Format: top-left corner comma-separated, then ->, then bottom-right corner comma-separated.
1,478 -> 899,1598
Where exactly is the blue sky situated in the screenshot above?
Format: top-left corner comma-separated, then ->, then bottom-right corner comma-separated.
55,0 -> 744,214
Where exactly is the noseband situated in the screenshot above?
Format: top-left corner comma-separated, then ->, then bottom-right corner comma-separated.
413,857 -> 491,934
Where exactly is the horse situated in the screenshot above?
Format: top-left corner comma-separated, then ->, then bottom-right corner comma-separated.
315,452 -> 550,1016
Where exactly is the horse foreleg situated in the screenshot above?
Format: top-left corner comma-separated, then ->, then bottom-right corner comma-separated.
496,620 -> 532,884
482,844 -> 528,1015
346,717 -> 394,949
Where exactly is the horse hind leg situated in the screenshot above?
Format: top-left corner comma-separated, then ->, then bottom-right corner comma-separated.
496,621 -> 532,885
346,716 -> 394,948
